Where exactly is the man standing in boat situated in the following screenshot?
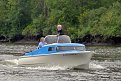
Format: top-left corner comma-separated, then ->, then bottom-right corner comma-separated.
57,24 -> 64,36
56,24 -> 64,43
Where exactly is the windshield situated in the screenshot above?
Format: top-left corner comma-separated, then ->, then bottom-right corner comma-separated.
56,46 -> 85,51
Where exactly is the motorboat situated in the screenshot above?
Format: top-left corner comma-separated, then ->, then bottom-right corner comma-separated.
16,43 -> 93,69
2,35 -> 93,69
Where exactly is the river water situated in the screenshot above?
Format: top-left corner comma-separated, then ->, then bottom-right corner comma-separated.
0,44 -> 121,81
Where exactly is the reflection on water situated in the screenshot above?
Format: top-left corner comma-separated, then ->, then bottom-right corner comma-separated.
0,44 -> 121,81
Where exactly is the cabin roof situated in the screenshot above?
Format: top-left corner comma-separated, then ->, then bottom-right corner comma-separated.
24,43 -> 85,56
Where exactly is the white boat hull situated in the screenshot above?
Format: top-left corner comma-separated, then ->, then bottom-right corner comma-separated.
17,51 -> 93,69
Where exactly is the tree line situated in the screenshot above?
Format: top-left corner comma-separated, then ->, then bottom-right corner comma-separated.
0,0 -> 121,43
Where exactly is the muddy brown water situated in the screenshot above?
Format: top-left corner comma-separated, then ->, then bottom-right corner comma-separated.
0,44 -> 121,81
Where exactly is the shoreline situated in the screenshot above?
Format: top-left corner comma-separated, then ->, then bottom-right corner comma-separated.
0,40 -> 121,46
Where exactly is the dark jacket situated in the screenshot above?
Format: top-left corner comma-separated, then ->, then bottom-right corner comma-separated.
57,30 -> 64,35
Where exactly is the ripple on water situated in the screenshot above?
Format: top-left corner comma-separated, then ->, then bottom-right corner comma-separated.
0,44 -> 121,81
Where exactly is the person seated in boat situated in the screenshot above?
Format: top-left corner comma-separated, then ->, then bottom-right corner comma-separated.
37,37 -> 47,49
57,24 -> 64,36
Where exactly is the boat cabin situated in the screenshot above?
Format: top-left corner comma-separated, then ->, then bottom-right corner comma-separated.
24,43 -> 86,56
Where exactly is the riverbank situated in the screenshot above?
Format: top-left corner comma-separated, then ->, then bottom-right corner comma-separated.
0,35 -> 121,46
1,40 -> 121,47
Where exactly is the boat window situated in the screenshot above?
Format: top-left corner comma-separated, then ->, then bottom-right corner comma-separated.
56,46 -> 85,51
48,47 -> 55,51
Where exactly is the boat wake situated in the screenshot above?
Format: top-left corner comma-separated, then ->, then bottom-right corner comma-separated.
0,59 -> 105,70
25,66 -> 67,70
18,63 -> 105,71
0,59 -> 18,65
0,59 -> 68,70
89,63 -> 105,69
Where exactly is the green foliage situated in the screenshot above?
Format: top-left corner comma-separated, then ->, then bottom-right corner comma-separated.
79,1 -> 121,37
30,0 -> 44,18
22,24 -> 37,36
22,15 -> 47,36
0,0 -> 121,40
